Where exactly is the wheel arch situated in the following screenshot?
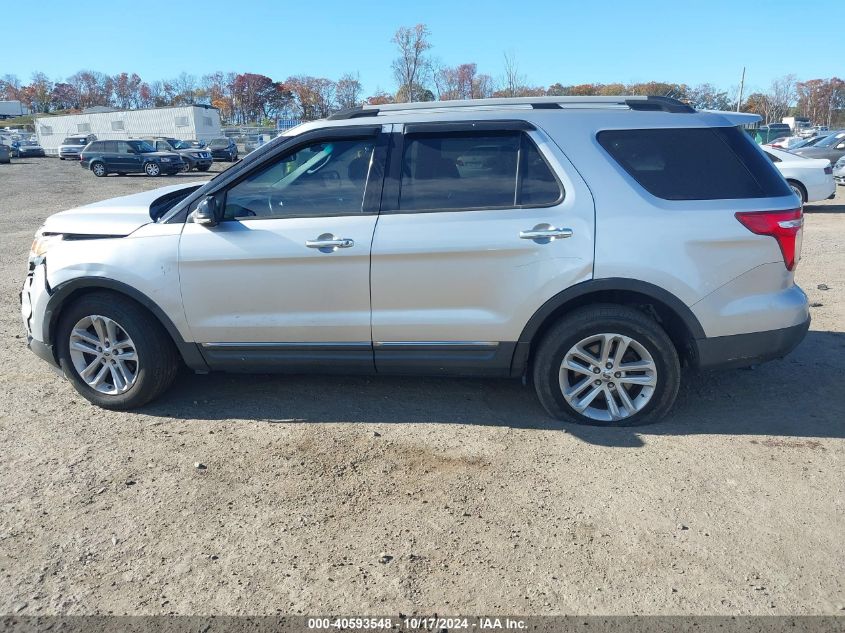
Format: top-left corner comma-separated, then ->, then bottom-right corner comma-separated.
44,277 -> 208,371
785,178 -> 807,203
510,278 -> 705,376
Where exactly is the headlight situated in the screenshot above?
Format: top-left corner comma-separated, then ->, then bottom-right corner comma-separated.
30,232 -> 63,260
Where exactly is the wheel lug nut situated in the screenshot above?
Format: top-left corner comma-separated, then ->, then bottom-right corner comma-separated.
609,382 -> 616,389
605,362 -> 613,369
594,380 -> 602,386
614,372 -> 621,378
593,367 -> 600,374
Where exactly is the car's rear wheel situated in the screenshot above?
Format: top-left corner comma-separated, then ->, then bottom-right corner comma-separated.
56,292 -> 179,409
91,161 -> 107,177
787,180 -> 807,205
144,162 -> 161,177
532,304 -> 681,426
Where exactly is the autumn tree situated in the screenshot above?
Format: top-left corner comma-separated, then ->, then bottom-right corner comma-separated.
392,24 -> 432,103
27,72 -> 53,113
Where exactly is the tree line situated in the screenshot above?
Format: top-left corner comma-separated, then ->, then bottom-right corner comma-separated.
2,24 -> 843,127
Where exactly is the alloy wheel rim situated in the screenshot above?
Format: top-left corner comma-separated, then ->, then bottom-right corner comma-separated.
93,164 -> 104,176
68,315 -> 138,395
559,332 -> 657,422
147,163 -> 159,176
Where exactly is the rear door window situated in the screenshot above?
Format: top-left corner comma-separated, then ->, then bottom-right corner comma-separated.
398,131 -> 562,212
597,127 -> 792,200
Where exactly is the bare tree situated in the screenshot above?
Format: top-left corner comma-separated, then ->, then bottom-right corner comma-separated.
391,24 -> 432,102
762,74 -> 797,124
335,72 -> 363,110
501,51 -> 526,98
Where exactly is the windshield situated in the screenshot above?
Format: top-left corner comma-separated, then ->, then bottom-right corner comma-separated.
62,137 -> 88,145
128,140 -> 157,153
209,139 -> 230,148
815,134 -> 845,148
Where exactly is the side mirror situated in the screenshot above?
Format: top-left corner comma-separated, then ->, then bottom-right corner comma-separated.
193,197 -> 221,227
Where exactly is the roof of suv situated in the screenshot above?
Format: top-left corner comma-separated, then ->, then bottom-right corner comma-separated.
283,95 -> 760,138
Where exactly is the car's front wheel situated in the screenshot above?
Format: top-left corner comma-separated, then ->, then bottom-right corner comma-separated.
532,304 -> 680,426
56,292 -> 179,409
144,162 -> 161,176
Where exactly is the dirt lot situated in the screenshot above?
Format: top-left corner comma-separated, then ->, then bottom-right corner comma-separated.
0,157 -> 843,616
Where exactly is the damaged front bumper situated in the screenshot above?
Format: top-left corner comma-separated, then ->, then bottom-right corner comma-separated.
20,260 -> 60,369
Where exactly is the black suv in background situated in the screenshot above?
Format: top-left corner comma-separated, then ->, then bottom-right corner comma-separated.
80,140 -> 185,177
208,137 -> 238,161
144,138 -> 213,172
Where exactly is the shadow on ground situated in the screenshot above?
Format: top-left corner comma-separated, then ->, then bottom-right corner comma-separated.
804,200 -> 845,214
141,330 -> 845,447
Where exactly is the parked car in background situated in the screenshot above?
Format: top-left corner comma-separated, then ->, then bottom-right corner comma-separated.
79,140 -> 185,177
805,125 -> 829,138
834,156 -> 845,186
11,139 -> 45,158
791,131 -> 845,164
21,96 -> 809,427
0,143 -> 10,164
173,139 -> 206,149
767,135 -> 806,150
142,138 -> 213,172
59,135 -> 96,160
789,135 -> 829,150
208,137 -> 238,161
763,147 -> 835,204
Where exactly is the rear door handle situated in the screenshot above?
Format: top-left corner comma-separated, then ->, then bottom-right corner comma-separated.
305,233 -> 355,252
520,224 -> 573,242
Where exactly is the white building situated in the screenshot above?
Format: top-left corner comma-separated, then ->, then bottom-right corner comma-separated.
35,105 -> 222,156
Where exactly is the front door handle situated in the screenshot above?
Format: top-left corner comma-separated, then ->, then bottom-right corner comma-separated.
305,233 -> 354,253
520,224 -> 573,243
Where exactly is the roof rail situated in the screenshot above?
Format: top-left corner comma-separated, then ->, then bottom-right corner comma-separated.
326,95 -> 695,120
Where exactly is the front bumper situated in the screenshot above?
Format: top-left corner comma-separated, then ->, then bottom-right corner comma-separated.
21,261 -> 59,368
693,317 -> 810,370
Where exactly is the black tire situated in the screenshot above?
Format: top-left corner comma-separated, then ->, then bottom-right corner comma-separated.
532,304 -> 681,426
90,161 -> 107,177
59,157 -> 65,160
787,180 -> 807,205
56,292 -> 179,410
117,172 -> 126,176
197,165 -> 210,172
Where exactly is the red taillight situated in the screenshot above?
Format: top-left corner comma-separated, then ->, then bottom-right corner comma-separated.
735,209 -> 803,271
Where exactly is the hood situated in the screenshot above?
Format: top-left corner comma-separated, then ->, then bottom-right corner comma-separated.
42,181 -> 206,236
143,151 -> 183,159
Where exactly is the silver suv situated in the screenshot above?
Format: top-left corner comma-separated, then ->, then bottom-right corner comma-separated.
20,96 -> 810,426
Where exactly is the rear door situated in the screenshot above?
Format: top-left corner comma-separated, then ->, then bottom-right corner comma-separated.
369,120 -> 595,374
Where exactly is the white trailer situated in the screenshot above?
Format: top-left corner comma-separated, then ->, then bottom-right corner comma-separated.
0,100 -> 29,119
34,105 -> 222,156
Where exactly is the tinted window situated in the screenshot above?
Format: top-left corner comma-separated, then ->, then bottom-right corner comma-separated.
103,141 -> 118,152
223,137 -> 375,219
88,141 -> 103,151
209,139 -> 229,148
399,132 -> 561,211
597,127 -> 792,200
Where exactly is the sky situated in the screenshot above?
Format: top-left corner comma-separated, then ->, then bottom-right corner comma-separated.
2,0 -> 841,98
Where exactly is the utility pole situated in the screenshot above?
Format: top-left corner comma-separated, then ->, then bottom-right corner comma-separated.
736,67 -> 746,112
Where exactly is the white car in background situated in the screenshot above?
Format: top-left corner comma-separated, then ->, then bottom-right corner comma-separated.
767,135 -> 807,150
762,147 -> 835,204
833,156 -> 845,186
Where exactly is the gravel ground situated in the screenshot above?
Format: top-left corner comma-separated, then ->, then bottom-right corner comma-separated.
0,157 -> 843,616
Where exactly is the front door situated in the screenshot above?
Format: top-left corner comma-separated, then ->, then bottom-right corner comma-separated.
115,141 -> 143,172
178,127 -> 386,371
370,121 -> 595,374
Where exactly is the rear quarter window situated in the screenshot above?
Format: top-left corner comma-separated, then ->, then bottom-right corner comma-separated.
597,127 -> 792,200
